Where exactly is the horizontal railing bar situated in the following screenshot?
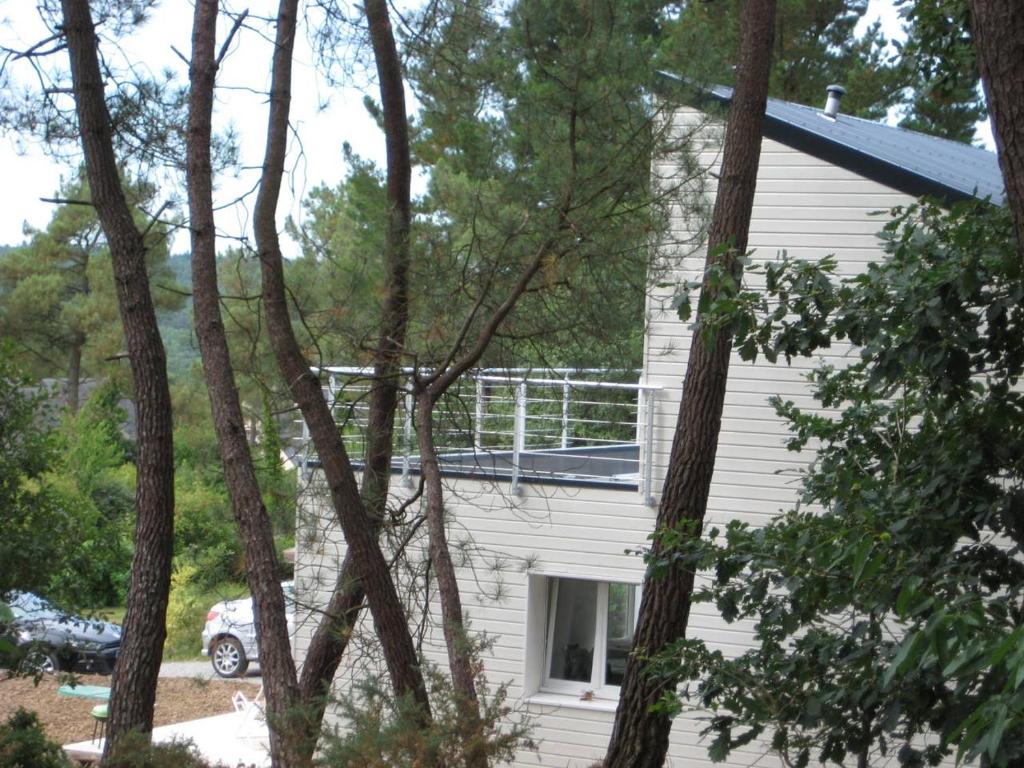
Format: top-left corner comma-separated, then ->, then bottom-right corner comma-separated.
316,365 -> 641,378
523,412 -> 636,422
474,375 -> 659,391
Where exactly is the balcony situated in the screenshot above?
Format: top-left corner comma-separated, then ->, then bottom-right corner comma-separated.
295,368 -> 659,504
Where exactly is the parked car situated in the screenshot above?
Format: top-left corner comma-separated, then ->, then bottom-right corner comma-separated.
201,582 -> 295,678
0,591 -> 121,674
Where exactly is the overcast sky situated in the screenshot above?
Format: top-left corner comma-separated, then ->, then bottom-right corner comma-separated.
0,0 -> 988,253
0,0 -> 386,254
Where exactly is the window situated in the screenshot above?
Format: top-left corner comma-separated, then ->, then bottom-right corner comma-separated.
541,577 -> 640,696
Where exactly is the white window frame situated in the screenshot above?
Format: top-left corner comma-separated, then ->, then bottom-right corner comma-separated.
539,576 -> 640,699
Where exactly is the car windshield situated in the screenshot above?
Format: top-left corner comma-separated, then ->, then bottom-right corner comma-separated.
6,592 -> 62,621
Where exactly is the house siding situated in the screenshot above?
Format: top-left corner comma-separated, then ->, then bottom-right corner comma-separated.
294,104 -> 917,766
642,108 -> 915,531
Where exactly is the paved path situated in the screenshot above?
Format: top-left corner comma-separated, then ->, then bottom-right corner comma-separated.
159,659 -> 262,682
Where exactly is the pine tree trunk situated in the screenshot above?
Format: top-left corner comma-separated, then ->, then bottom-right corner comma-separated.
295,1 -> 414,748
602,2 -> 777,766
297,559 -> 365,699
415,393 -> 488,768
254,0 -> 432,722
186,4 -> 307,766
60,0 -> 175,755
968,0 -> 1024,260
360,0 -> 412,519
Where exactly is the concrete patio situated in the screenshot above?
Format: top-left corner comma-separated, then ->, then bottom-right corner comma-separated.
63,704 -> 270,767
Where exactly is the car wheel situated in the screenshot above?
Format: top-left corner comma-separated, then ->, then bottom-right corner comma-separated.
211,636 -> 248,678
21,648 -> 59,674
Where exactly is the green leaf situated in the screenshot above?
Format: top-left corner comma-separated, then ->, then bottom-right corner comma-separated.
851,539 -> 872,586
986,706 -> 1008,761
883,632 -> 925,688
1013,658 -> 1024,691
895,577 -> 920,617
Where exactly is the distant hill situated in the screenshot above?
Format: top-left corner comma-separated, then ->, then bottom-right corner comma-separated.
158,252 -> 198,381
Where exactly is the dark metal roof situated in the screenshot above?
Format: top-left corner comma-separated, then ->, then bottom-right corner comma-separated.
656,72 -> 1005,206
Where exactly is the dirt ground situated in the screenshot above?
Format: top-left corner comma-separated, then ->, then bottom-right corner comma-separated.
0,671 -> 240,746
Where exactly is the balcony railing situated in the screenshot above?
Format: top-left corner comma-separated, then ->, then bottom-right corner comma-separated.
295,367 -> 659,505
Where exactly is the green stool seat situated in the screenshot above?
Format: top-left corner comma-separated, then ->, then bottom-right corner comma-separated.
91,704 -> 108,744
58,684 -> 111,700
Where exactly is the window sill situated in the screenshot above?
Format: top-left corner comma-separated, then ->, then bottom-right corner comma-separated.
525,691 -> 619,713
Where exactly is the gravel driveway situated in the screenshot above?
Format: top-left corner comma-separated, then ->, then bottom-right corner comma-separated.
159,659 -> 262,682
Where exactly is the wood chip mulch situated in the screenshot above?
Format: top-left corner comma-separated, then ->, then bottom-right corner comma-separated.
0,671 -> 242,747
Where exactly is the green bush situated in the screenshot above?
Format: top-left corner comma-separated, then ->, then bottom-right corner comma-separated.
319,655 -> 533,768
275,534 -> 296,581
0,708 -> 71,768
44,472 -> 134,608
164,565 -> 245,660
0,352 -> 68,599
105,731 -> 216,768
173,474 -> 244,590
43,383 -> 137,608
93,730 -> 257,768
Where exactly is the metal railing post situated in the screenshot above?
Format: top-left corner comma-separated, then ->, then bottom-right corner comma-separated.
474,376 -> 484,452
402,388 -> 414,487
327,372 -> 338,412
641,387 -> 656,506
561,375 -> 571,449
511,381 -> 527,494
300,415 -> 311,480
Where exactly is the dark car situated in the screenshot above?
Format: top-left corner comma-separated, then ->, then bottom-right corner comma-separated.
0,591 -> 121,674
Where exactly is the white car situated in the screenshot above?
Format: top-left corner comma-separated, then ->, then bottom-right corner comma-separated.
201,582 -> 295,678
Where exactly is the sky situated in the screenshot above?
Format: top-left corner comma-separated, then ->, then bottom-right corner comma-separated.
0,0 -> 386,253
0,0 -> 990,253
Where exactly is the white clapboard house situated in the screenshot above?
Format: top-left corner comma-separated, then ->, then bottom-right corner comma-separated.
292,78 -> 1004,767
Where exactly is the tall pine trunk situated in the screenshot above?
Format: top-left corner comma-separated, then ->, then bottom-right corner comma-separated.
60,0 -> 175,756
254,0 -> 433,722
360,0 -> 412,518
186,4 -> 307,766
968,0 -> 1024,260
297,0 -> 415,730
602,2 -> 777,765
404,233 -> 551,764
415,394 -> 487,768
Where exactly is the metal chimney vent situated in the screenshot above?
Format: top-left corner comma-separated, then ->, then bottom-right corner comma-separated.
824,84 -> 846,118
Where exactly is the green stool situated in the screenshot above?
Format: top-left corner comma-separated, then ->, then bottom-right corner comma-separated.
90,704 -> 108,744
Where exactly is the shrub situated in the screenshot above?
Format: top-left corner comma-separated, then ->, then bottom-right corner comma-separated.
41,383 -> 137,608
0,708 -> 71,768
164,565 -> 209,659
319,655 -> 533,767
173,470 -> 244,590
164,565 -> 245,659
44,473 -> 133,608
105,731 -> 216,768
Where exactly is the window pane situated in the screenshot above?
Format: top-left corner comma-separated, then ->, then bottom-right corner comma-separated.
605,583 -> 638,686
548,579 -> 597,683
